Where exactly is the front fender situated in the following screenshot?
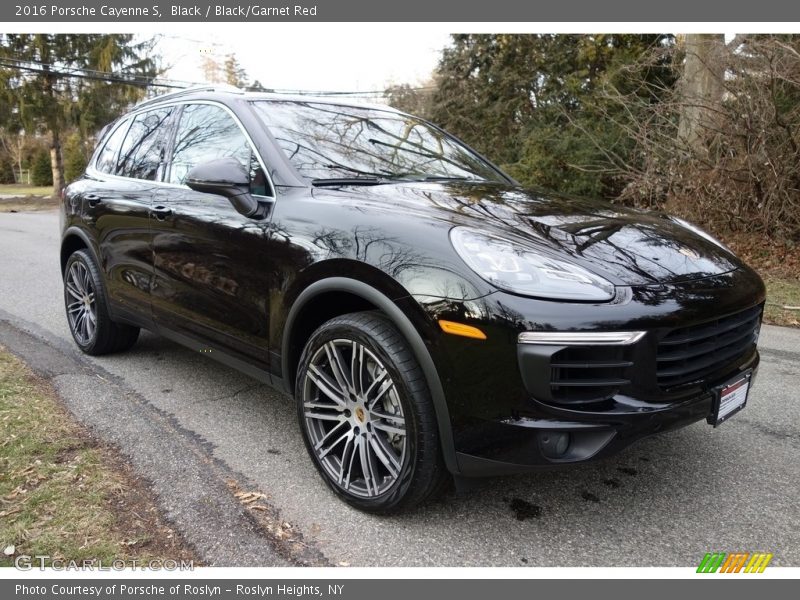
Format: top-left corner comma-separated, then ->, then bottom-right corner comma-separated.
280,277 -> 460,475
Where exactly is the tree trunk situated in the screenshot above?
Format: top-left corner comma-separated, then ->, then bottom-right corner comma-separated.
17,141 -> 23,183
50,129 -> 64,195
40,64 -> 65,195
677,34 -> 725,154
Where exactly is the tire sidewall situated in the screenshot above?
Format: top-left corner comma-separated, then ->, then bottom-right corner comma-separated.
295,319 -> 423,513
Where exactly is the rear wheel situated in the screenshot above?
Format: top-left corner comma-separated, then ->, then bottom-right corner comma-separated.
63,249 -> 139,355
295,312 -> 447,513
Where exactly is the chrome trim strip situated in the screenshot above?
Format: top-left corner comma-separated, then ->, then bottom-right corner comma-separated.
517,331 -> 647,346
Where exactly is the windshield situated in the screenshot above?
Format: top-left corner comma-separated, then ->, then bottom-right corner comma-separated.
250,100 -> 508,183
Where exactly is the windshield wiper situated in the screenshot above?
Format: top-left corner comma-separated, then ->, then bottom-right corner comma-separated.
311,175 -> 487,187
423,176 -> 484,182
311,177 -> 388,187
391,175 -> 484,183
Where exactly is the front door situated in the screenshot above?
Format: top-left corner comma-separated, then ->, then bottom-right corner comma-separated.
150,102 -> 275,370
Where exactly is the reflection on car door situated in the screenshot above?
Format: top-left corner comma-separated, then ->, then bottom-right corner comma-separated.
85,107 -> 174,328
150,102 -> 275,371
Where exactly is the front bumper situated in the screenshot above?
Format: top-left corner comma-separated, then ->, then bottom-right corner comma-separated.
410,267 -> 766,477
455,349 -> 758,476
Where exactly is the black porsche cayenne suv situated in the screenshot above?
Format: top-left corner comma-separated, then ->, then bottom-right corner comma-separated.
60,86 -> 765,512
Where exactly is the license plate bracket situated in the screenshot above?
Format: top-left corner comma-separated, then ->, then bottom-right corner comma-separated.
708,370 -> 752,427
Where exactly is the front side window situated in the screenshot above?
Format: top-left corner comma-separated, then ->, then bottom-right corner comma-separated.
116,107 -> 174,181
168,103 -> 270,196
95,118 -> 131,174
250,100 -> 507,183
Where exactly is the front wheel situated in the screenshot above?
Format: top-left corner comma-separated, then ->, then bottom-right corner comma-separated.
295,312 -> 447,513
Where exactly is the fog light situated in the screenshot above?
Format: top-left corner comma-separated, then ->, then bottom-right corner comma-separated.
538,431 -> 570,458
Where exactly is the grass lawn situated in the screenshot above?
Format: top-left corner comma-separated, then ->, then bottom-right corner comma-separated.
763,276 -> 800,327
0,348 -> 196,567
0,184 -> 54,197
0,184 -> 58,212
0,197 -> 59,212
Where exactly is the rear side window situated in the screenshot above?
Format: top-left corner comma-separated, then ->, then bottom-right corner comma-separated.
167,103 -> 270,196
95,118 -> 130,174
116,107 -> 174,181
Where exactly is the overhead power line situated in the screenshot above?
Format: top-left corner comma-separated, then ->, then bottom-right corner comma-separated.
0,57 -> 184,89
0,57 -> 437,98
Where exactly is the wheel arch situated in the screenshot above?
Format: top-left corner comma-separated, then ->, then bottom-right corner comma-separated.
60,227 -> 99,275
281,277 -> 460,474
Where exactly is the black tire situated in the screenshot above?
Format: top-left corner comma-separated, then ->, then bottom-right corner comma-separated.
63,249 -> 139,355
295,312 -> 447,513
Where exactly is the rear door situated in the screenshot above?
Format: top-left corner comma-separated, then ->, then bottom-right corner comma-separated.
83,106 -> 175,327
150,102 -> 276,370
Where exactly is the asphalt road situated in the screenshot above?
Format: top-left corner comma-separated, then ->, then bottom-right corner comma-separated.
1,210 -> 799,567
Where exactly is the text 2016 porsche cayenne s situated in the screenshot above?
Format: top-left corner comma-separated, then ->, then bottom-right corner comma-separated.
60,87 -> 765,512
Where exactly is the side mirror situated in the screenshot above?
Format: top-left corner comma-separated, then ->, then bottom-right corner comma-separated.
186,157 -> 260,218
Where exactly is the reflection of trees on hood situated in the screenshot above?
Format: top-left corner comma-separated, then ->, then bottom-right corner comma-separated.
309,224 -> 470,298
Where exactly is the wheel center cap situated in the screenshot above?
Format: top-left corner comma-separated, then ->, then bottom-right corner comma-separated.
354,406 -> 366,423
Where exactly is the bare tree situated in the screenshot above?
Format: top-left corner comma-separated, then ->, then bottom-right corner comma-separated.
0,128 -> 28,182
676,34 -> 725,153
566,35 -> 800,240
200,54 -> 224,84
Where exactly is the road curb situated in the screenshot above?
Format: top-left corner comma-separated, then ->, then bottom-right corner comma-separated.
0,315 -> 327,567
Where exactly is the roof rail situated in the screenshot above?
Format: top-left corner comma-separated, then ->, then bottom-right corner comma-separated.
135,84 -> 245,108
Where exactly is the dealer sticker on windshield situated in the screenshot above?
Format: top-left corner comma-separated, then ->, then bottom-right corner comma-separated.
710,370 -> 752,427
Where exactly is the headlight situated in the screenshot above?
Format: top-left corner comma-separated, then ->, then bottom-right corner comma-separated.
671,217 -> 732,253
450,227 -> 615,301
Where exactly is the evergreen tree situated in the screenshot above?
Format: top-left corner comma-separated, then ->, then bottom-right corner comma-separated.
62,132 -> 88,183
0,34 -> 158,195
384,82 -> 435,118
31,148 -> 52,186
0,155 -> 15,184
427,34 -> 676,198
224,53 -> 249,87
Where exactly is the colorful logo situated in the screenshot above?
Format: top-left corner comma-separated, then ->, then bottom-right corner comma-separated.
697,552 -> 773,573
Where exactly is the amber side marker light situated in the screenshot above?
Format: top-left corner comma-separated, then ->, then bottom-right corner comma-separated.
438,320 -> 487,340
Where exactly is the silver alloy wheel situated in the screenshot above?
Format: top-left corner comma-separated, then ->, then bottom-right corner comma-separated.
65,260 -> 97,345
302,339 -> 407,498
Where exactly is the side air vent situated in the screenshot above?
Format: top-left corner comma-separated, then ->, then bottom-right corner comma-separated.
550,346 -> 633,404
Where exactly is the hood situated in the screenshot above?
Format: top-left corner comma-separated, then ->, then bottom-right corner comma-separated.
322,182 -> 742,286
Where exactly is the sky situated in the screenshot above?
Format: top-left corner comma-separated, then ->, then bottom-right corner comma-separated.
153,29 -> 452,94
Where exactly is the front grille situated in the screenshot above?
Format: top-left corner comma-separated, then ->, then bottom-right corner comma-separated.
656,304 -> 762,389
550,346 -> 632,404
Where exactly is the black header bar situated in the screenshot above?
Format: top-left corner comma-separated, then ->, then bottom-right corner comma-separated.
3,0 -> 800,22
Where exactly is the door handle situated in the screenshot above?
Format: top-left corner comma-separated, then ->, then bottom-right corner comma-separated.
84,193 -> 102,207
152,205 -> 172,221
